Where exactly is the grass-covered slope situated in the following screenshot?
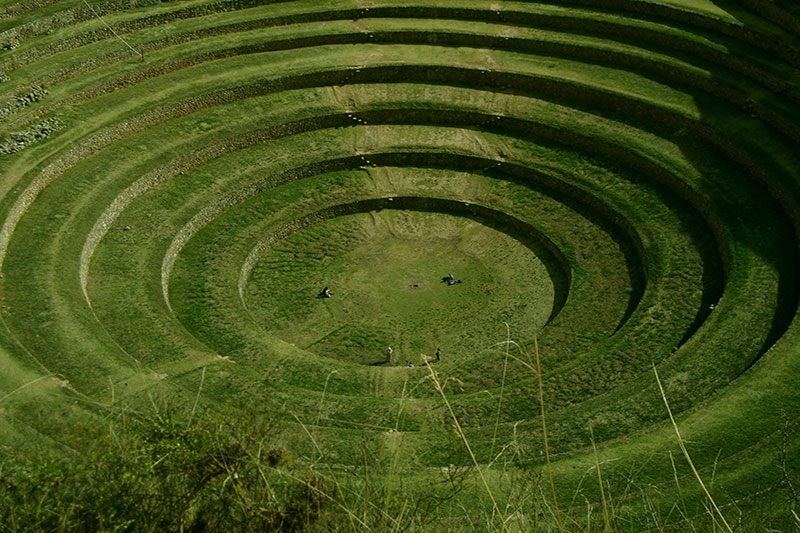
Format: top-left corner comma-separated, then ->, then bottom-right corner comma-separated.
1,0 -> 799,530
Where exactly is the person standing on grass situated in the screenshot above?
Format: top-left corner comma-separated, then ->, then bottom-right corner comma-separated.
385,346 -> 393,363
435,347 -> 441,361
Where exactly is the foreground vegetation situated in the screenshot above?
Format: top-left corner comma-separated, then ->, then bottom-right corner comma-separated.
2,370 -> 799,531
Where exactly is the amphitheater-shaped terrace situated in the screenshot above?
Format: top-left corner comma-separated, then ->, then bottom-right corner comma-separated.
1,0 -> 799,530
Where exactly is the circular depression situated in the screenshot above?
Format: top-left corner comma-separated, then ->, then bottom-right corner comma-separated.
238,196 -> 570,366
244,209 -> 555,366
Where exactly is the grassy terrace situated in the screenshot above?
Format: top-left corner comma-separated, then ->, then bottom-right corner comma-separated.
1,0 -> 799,530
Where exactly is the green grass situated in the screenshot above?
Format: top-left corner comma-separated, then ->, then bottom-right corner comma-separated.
1,0 -> 800,529
246,209 -> 554,366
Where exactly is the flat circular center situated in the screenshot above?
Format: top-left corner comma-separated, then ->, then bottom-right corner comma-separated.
245,210 -> 554,365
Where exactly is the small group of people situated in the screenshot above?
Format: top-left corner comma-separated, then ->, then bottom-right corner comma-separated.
318,273 -> 454,366
318,270 -> 461,300
443,273 -> 462,286
385,346 -> 441,366
385,347 -> 413,366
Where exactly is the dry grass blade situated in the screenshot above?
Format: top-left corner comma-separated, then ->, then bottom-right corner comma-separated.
491,323 -> 512,457
81,0 -> 144,61
291,412 -> 366,532
0,374 -> 54,405
383,378 -> 408,525
316,369 -> 338,427
276,467 -> 371,531
425,363 -> 508,533
188,366 -> 206,426
591,425 -> 612,532
533,333 -> 565,533
652,362 -> 732,533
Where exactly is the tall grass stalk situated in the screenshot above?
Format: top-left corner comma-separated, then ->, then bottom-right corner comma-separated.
652,362 -> 732,533
276,467 -> 371,530
316,369 -> 338,427
187,366 -> 206,426
533,333 -> 565,533
253,439 -> 279,504
486,333 -> 563,530
491,324 -> 512,458
425,364 -> 508,532
82,0 -> 144,61
590,425 -> 612,532
382,378 -> 408,525
291,412 -> 364,532
669,451 -> 683,500
0,374 -> 53,405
